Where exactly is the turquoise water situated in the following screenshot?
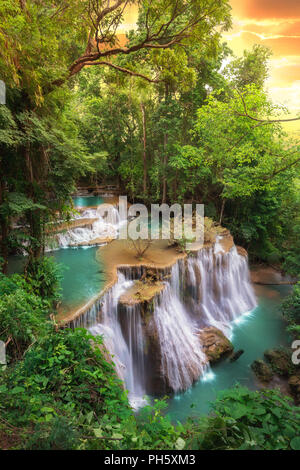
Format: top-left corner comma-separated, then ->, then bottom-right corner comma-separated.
51,247 -> 105,311
8,196 -> 106,311
165,284 -> 291,422
72,195 -> 104,207
8,247 -> 106,312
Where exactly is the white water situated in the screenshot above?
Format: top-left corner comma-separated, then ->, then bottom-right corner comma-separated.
185,244 -> 257,338
153,263 -> 208,392
71,238 -> 256,407
89,273 -> 147,409
56,205 -> 125,248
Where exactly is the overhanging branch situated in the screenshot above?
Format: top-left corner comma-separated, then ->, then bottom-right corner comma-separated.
86,60 -> 160,83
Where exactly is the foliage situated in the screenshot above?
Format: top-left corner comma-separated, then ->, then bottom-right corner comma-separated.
0,328 -> 131,449
0,272 -> 51,361
281,282 -> 300,339
25,256 -> 62,304
1,0 -> 300,453
207,386 -> 300,450
226,44 -> 272,90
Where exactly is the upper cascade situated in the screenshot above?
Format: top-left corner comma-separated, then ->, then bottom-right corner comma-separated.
49,202 -> 124,250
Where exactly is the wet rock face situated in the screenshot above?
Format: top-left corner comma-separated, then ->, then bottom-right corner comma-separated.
236,246 -> 248,258
251,359 -> 274,383
198,327 -> 233,364
119,280 -> 165,306
144,317 -> 170,395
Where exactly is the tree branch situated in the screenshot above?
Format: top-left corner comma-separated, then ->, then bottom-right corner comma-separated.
49,0 -> 229,90
235,89 -> 300,124
86,60 -> 160,83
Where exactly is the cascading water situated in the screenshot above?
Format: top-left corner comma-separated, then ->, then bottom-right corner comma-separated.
89,273 -> 147,409
153,262 -> 208,392
185,242 -> 257,338
69,237 -> 256,407
56,204 -> 124,248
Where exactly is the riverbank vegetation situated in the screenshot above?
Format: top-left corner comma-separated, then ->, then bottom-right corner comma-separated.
0,0 -> 300,451
1,266 -> 299,450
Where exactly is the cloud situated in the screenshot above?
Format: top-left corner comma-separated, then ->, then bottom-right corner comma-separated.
224,30 -> 300,56
268,81 -> 300,113
270,65 -> 300,85
225,1 -> 300,128
231,0 -> 300,19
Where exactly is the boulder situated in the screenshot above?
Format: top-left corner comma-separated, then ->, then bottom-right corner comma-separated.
251,359 -> 273,383
198,327 -> 233,364
229,349 -> 244,362
264,348 -> 292,376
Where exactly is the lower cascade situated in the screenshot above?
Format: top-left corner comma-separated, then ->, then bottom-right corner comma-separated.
153,263 -> 208,392
90,274 -> 147,409
77,241 -> 257,407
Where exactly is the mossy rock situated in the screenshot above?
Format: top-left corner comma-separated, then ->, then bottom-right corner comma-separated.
251,359 -> 273,383
264,348 -> 292,376
198,327 -> 233,364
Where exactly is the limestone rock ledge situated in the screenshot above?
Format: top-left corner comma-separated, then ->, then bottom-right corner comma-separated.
198,327 -> 234,364
119,280 -> 165,306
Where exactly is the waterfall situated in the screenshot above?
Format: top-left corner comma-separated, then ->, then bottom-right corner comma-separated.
89,273 -> 147,409
55,204 -> 124,249
185,244 -> 257,337
153,263 -> 208,392
68,298 -> 102,329
152,244 -> 256,391
68,239 -> 256,406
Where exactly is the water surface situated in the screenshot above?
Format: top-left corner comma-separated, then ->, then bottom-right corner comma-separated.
165,284 -> 291,421
51,247 -> 105,311
8,247 -> 106,312
72,195 -> 104,207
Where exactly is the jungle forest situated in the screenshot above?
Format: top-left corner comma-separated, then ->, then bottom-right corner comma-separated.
0,0 -> 300,452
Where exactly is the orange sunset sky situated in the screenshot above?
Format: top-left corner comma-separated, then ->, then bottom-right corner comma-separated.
226,0 -> 300,133
122,0 -> 300,134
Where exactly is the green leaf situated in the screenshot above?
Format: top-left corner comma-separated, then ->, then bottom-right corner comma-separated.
93,428 -> 103,438
290,437 -> 300,450
86,411 -> 94,424
11,386 -> 25,394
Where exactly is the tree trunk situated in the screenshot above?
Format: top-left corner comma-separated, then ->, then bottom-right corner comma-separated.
219,199 -> 226,225
24,144 -> 43,264
162,84 -> 170,204
140,103 -> 147,195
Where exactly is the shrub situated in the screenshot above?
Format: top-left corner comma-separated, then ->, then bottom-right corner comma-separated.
281,282 -> 300,339
208,386 -> 300,450
0,273 -> 51,360
25,256 -> 62,305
